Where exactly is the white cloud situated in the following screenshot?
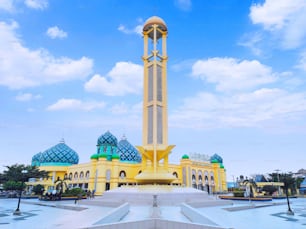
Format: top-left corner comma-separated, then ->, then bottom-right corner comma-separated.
192,58 -> 277,92
238,32 -> 263,56
46,26 -> 67,39
250,0 -> 306,49
174,0 -> 192,11
109,101 -> 142,115
118,24 -> 143,36
296,51 -> 306,71
0,21 -> 93,89
0,0 -> 14,12
170,88 -> 306,129
16,92 -> 41,101
24,0 -> 48,10
85,61 -> 143,96
47,98 -> 106,111
109,102 -> 129,115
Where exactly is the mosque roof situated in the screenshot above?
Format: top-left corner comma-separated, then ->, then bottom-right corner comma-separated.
32,139 -> 79,166
117,135 -> 141,163
210,153 -> 223,164
31,152 -> 43,166
97,131 -> 118,146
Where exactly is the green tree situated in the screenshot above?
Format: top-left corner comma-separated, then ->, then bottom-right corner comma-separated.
3,180 -> 25,191
1,164 -> 49,185
0,164 -> 49,215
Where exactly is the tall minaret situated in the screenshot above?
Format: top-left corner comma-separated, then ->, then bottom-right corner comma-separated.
135,16 -> 175,184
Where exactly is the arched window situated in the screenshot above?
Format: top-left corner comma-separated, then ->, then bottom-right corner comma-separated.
85,171 -> 90,179
80,171 -> 84,179
74,172 -> 78,180
106,169 -> 111,181
69,173 -> 73,180
198,170 -> 202,183
192,174 -> 196,183
204,171 -> 209,184
210,171 -> 215,185
119,170 -> 126,179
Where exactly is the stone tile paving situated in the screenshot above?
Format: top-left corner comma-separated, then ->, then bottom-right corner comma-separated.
1,197 -> 306,228
197,198 -> 306,229
0,198 -> 113,229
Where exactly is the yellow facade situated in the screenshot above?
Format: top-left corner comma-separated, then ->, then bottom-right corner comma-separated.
29,150 -> 227,195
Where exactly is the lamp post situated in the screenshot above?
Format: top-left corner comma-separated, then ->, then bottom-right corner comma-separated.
274,169 -> 281,196
13,169 -> 28,215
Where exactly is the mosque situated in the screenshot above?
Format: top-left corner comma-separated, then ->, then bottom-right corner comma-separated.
28,16 -> 227,195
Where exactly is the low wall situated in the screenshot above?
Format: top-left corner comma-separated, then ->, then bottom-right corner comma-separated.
93,202 -> 129,225
181,203 -> 220,226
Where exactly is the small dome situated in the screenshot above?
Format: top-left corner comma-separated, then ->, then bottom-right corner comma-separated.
210,154 -> 223,164
90,154 -> 99,160
98,153 -> 107,158
39,139 -> 79,166
143,16 -> 167,39
97,131 -> 118,146
182,154 -> 189,159
143,16 -> 167,31
112,154 -> 120,160
117,136 -> 141,163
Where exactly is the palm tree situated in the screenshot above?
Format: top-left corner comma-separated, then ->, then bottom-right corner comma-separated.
243,179 -> 257,198
279,173 -> 295,215
54,175 -> 71,193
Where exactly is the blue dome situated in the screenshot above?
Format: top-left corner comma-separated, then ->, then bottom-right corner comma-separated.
38,139 -> 79,166
97,131 -> 118,146
31,152 -> 42,166
117,136 -> 141,163
210,153 -> 223,164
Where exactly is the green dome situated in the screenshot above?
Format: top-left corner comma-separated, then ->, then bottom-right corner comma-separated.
210,154 -> 223,163
90,154 -> 99,159
35,139 -> 79,166
182,154 -> 189,159
112,154 -> 120,159
211,159 -> 219,163
220,164 -> 225,169
98,153 -> 107,158
97,131 -> 118,146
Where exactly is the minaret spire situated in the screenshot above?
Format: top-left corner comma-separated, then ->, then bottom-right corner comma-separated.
135,16 -> 175,184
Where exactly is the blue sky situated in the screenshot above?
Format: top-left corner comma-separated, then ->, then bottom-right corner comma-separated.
1,0 -> 306,180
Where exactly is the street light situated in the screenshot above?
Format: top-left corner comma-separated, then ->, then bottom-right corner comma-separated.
284,173 -> 294,215
13,169 -> 28,215
274,169 -> 281,196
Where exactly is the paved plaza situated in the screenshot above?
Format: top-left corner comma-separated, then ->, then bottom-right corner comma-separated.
1,197 -> 306,228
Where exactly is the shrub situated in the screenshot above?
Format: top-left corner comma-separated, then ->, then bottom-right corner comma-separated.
262,185 -> 278,195
233,190 -> 245,197
62,188 -> 85,197
32,184 -> 45,195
